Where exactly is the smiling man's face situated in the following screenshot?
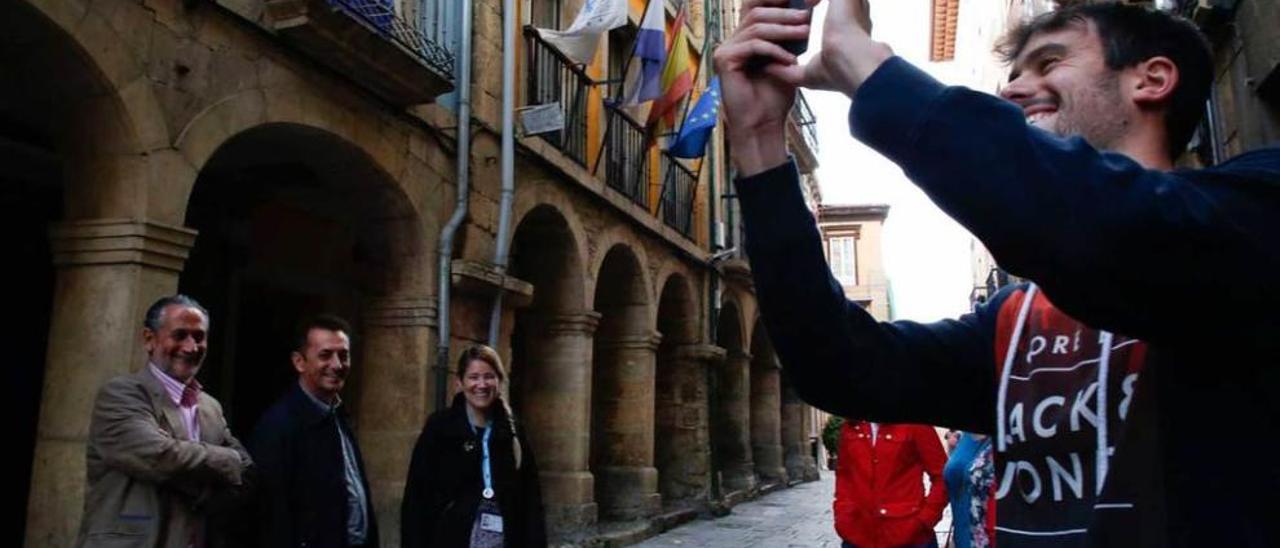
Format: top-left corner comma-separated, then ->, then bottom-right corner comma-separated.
1000,20 -> 1131,150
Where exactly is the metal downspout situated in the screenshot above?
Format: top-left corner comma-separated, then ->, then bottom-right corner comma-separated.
436,0 -> 474,411
487,0 -> 518,346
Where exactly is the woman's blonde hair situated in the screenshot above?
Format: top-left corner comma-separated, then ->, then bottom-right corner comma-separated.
456,344 -> 522,469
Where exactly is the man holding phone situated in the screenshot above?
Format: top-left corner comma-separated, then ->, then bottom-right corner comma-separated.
714,1 -> 1280,546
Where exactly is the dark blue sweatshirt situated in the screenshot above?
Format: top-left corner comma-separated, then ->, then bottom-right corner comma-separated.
735,57 -> 1280,546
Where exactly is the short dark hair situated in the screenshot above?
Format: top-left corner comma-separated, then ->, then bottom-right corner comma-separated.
294,314 -> 352,352
144,295 -> 209,331
997,3 -> 1213,159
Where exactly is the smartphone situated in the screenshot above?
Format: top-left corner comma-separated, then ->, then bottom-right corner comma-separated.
747,0 -> 810,72
783,0 -> 811,56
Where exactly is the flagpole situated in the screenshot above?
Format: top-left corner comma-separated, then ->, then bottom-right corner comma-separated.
592,0 -> 657,177
659,0 -> 710,216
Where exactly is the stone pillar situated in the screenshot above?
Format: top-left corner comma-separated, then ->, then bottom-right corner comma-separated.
751,358 -> 787,485
592,331 -> 662,520
26,220 -> 196,548
799,404 -> 820,480
655,343 -> 725,506
354,296 -> 437,548
524,311 -> 600,532
715,350 -> 756,495
781,389 -> 807,483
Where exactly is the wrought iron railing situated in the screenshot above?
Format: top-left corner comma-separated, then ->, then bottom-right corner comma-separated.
525,26 -> 593,166
660,152 -> 697,237
604,105 -> 651,209
791,90 -> 819,155
331,0 -> 455,80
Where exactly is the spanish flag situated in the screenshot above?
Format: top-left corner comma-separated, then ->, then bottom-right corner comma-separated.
646,3 -> 693,131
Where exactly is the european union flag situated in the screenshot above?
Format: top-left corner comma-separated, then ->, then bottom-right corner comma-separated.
667,77 -> 720,159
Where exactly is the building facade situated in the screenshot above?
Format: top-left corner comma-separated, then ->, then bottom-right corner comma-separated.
7,0 -> 823,545
817,204 -> 892,322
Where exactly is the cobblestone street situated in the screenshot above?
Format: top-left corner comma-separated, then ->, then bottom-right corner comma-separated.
635,476 -> 841,548
634,474 -> 951,548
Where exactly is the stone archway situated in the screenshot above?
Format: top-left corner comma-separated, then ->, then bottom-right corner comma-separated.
750,318 -> 787,486
712,300 -> 755,497
590,244 -> 660,521
653,273 -> 706,508
507,204 -> 595,532
179,122 -> 431,540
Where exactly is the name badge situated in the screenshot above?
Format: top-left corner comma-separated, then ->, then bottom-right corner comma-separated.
480,512 -> 504,533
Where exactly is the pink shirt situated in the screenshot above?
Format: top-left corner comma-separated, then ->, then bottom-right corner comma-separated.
148,364 -> 201,442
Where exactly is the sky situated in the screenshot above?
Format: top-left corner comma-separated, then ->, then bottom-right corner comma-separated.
800,0 -> 991,323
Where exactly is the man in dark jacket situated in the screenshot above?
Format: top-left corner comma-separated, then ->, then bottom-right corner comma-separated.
250,314 -> 379,547
714,1 -> 1279,545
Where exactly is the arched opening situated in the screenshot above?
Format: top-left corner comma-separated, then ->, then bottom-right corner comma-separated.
180,123 -> 422,436
712,300 -> 754,495
507,204 -> 594,531
654,274 -> 701,508
750,319 -> 787,485
590,244 -> 659,520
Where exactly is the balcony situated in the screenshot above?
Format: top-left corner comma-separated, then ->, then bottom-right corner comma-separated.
604,105 -> 652,209
788,90 -> 820,174
264,0 -> 455,106
521,32 -> 712,243
660,152 -> 697,238
525,27 -> 594,166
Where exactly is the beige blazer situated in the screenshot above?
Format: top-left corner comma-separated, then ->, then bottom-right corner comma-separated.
76,369 -> 253,548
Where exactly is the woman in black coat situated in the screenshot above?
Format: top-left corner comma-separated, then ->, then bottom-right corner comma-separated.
401,344 -> 547,548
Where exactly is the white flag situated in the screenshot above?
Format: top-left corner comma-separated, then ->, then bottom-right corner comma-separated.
537,0 -> 629,65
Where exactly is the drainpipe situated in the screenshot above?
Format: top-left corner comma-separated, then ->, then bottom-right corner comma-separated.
436,0 -> 475,411
487,0 -> 518,346
707,119 -> 723,503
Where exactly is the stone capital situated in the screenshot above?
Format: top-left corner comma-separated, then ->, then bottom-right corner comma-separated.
596,330 -> 662,352
672,343 -> 727,364
50,219 -> 197,273
363,296 -> 438,327
725,349 -> 753,363
543,311 -> 603,336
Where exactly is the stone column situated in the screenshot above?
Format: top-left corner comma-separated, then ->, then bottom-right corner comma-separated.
523,311 -> 600,532
354,296 -> 436,548
799,404 -> 820,480
593,331 -> 662,520
715,349 -> 756,495
781,387 -> 807,483
751,357 -> 787,485
655,343 -> 725,506
27,220 -> 196,548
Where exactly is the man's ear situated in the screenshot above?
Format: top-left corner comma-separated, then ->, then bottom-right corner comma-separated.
291,350 -> 306,374
142,328 -> 156,352
1131,56 -> 1179,109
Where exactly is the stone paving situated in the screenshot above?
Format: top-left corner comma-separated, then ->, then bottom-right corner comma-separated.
633,474 -> 952,548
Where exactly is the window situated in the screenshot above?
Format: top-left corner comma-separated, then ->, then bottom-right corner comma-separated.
419,0 -> 458,57
829,236 -> 857,284
531,0 -> 562,30
608,25 -> 636,100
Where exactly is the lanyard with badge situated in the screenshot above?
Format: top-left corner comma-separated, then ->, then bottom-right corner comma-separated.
468,421 -> 504,545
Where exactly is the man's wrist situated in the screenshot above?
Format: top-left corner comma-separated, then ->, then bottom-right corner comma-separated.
727,128 -> 788,177
841,44 -> 895,99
